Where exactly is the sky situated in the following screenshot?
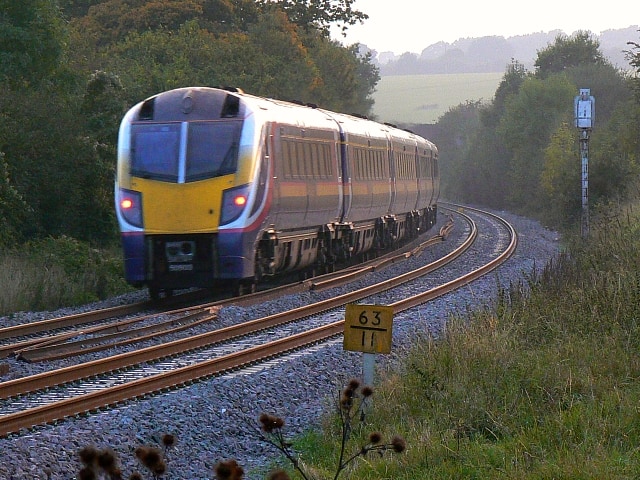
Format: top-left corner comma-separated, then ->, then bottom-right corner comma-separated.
330,0 -> 639,55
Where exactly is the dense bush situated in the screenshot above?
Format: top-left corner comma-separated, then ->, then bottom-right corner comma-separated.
0,237 -> 132,315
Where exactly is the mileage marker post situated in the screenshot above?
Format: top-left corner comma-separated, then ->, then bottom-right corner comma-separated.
343,304 -> 394,386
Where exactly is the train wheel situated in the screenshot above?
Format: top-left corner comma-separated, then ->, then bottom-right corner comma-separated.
149,286 -> 173,300
149,286 -> 161,301
233,280 -> 256,296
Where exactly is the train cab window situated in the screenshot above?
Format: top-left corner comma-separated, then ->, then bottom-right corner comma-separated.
186,121 -> 241,181
131,123 -> 180,181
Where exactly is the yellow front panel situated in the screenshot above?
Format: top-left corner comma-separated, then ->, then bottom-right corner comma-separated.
131,176 -> 235,233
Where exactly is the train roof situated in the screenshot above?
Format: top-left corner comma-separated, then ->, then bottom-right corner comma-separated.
127,87 -> 436,153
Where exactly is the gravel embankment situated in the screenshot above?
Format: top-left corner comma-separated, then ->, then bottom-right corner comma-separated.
0,210 -> 561,479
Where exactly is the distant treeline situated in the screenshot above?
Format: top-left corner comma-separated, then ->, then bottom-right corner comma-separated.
364,26 -> 639,75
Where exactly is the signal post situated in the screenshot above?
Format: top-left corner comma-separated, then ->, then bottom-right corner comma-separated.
575,88 -> 595,238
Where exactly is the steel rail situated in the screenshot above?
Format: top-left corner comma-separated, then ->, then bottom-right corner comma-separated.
0,216 -> 470,399
0,208 -> 504,437
0,302 -> 150,341
0,291 -> 212,344
16,308 -> 218,363
0,224 -> 451,349
392,203 -> 518,313
0,321 -> 345,437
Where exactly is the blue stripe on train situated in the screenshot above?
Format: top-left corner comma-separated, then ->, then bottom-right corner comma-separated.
218,231 -> 253,278
121,233 -> 145,284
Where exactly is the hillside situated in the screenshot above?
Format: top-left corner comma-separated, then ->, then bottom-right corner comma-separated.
371,72 -> 502,125
362,25 -> 639,75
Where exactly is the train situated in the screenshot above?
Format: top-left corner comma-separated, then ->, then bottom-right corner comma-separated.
115,87 -> 440,298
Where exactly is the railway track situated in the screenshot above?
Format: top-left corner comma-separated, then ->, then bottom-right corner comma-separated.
0,205 -> 515,437
0,218 -> 454,363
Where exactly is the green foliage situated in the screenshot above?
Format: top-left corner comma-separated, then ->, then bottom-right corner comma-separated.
243,10 -> 320,100
58,0 -> 102,18
535,31 -> 608,79
433,101 -> 481,201
102,11 -> 377,113
0,152 -> 31,245
70,0 -> 205,47
439,63 -> 529,207
103,14 -> 317,103
498,74 -> 576,212
0,238 -> 132,314
625,33 -> 640,102
541,122 -> 580,226
588,100 -> 640,204
258,0 -> 368,37
0,0 -> 67,86
0,83 -> 118,242
488,60 -> 528,123
435,30 -> 640,229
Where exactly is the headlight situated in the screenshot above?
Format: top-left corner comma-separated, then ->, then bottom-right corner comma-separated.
119,188 -> 143,227
220,184 -> 250,225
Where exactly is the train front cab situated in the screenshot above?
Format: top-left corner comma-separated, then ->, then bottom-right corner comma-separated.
116,87 -> 269,297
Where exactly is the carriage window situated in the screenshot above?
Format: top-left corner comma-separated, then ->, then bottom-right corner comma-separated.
282,140 -> 291,178
304,143 -> 315,177
324,145 -> 333,177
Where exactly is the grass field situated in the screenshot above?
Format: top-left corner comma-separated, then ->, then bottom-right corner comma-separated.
372,72 -> 504,124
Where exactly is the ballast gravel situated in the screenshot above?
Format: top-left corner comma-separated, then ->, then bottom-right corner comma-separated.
0,209 -> 561,480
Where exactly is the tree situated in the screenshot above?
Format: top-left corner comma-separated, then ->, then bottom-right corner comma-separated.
58,0 -> 102,18
534,31 -> 607,79
304,37 -> 379,114
624,29 -> 640,103
432,101 -> 481,202
588,100 -> 640,206
104,12 -> 320,103
0,0 -> 67,86
497,75 -> 576,213
541,122 -> 580,226
437,62 -> 527,208
244,9 -> 320,100
0,82 -> 118,243
0,151 -> 31,245
70,0 -> 204,47
258,0 -> 368,36
489,60 -> 529,123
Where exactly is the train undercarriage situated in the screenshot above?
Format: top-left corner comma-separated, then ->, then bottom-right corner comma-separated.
146,206 -> 437,299
253,206 -> 438,290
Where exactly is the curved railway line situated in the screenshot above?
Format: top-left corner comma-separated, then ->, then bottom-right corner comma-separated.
0,204 -> 516,438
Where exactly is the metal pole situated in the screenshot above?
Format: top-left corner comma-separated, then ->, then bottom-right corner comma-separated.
580,129 -> 589,238
575,89 -> 594,239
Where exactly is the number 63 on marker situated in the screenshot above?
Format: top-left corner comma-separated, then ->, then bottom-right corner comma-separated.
343,304 -> 394,354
